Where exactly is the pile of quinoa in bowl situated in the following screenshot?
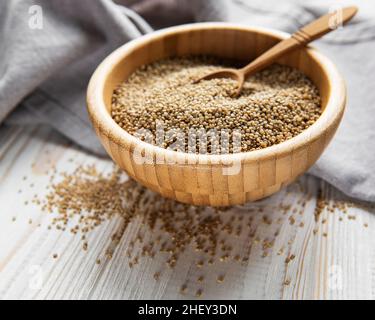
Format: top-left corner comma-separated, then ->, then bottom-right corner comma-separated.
111,56 -> 321,154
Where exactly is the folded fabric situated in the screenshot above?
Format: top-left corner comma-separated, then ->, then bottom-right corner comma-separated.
2,0 -> 152,154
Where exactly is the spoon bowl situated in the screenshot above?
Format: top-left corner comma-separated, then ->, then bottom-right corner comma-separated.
194,68 -> 245,96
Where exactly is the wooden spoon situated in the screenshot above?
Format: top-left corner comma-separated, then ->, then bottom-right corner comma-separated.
195,6 -> 358,97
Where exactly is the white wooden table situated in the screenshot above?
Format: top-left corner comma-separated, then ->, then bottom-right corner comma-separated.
0,124 -> 374,300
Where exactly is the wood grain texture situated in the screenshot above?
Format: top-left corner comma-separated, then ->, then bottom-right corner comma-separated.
0,125 -> 374,300
87,23 -> 346,206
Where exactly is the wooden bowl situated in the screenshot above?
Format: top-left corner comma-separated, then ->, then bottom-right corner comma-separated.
87,23 -> 346,207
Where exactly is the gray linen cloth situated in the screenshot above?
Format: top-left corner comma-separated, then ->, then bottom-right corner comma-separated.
1,0 -> 375,202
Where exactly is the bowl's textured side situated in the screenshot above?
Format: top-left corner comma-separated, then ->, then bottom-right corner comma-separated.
87,23 -> 346,206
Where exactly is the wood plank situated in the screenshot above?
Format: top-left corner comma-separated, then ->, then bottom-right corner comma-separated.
0,124 -> 374,300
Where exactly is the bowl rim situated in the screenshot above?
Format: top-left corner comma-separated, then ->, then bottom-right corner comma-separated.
87,22 -> 346,165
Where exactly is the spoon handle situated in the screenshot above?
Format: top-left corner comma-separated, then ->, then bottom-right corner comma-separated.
241,6 -> 358,77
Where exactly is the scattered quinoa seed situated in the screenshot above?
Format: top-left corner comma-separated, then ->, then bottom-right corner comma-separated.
196,260 -> 204,268
195,288 -> 203,298
217,274 -> 225,283
285,254 -> 296,264
153,272 -> 161,281
180,284 -> 187,294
